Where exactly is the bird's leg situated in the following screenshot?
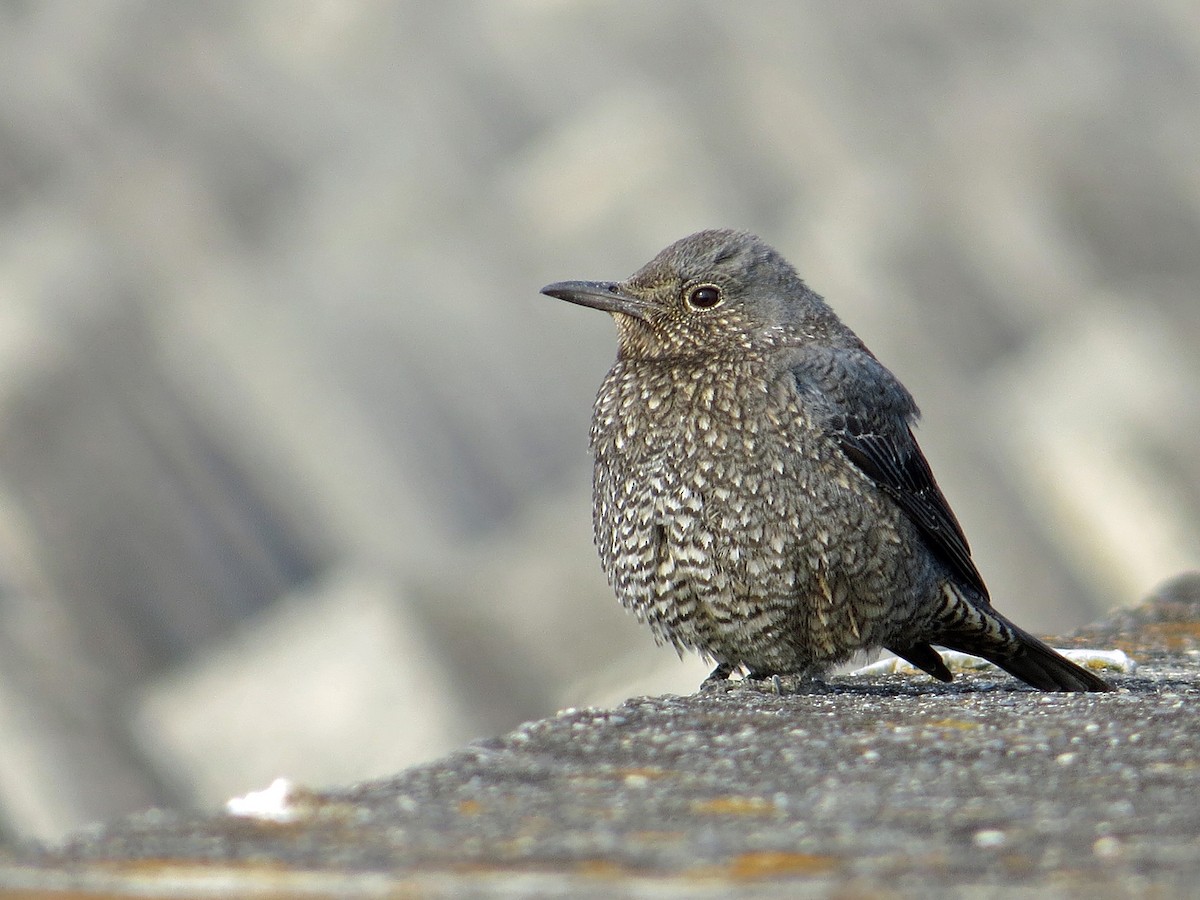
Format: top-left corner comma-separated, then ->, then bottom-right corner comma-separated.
701,662 -> 736,688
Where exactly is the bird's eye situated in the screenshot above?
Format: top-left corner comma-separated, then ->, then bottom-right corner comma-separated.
685,284 -> 723,310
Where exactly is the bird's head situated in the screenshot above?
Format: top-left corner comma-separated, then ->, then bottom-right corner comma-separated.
542,229 -> 835,361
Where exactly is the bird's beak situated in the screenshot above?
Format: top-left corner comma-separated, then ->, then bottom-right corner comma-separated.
540,280 -> 648,320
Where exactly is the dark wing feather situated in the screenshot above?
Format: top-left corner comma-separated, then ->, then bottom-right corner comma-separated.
789,350 -> 988,598
833,411 -> 988,598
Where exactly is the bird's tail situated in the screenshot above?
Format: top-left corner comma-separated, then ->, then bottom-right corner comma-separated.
933,585 -> 1113,692
973,626 -> 1112,692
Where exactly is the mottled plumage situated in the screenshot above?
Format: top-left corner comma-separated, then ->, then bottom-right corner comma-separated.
542,230 -> 1110,692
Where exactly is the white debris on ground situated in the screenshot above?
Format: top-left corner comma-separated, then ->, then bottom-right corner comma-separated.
225,778 -> 303,823
853,649 -> 1136,678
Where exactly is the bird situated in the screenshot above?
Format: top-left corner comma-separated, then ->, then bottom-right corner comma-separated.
541,229 -> 1112,692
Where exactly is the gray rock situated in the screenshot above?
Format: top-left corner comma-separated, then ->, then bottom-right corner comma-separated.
2,585 -> 1198,896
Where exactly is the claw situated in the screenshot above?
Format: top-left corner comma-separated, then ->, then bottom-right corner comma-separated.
701,662 -> 735,688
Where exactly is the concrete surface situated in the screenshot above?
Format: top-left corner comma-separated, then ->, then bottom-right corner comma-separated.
2,573 -> 1197,898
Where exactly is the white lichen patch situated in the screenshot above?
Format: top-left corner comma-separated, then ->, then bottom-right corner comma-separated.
853,648 -> 1136,678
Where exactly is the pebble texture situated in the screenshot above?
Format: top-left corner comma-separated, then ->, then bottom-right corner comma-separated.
3,577 -> 1198,897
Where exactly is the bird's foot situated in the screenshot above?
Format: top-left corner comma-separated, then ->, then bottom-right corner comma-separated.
700,662 -> 736,690
743,670 -> 824,695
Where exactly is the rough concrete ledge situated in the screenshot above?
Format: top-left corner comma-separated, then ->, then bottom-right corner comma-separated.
3,574 -> 1199,898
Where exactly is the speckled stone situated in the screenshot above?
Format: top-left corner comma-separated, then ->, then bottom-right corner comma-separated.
4,582 -> 1199,898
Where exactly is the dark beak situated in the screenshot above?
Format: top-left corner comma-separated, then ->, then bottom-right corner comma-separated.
540,280 -> 648,320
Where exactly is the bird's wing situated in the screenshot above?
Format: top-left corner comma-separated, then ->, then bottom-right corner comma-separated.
833,413 -> 987,597
791,350 -> 989,599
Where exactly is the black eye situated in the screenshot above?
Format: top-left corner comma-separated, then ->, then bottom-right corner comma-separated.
685,284 -> 722,310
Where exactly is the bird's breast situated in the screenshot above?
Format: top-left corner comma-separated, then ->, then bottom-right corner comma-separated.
587,359 -> 915,671
589,359 -> 822,590
589,358 -> 791,460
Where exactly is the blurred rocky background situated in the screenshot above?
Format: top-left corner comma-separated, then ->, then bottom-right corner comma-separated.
0,1 -> 1197,842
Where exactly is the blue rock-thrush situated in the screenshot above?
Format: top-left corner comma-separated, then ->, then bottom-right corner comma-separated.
542,229 -> 1111,692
